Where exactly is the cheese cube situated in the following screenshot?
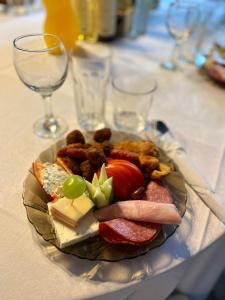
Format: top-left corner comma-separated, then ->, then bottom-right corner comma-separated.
48,206 -> 99,248
49,194 -> 94,227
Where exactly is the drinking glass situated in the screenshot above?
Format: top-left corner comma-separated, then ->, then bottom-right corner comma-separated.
13,33 -> 68,139
7,0 -> 39,15
162,1 -> 199,71
70,42 -> 111,131
112,73 -> 157,133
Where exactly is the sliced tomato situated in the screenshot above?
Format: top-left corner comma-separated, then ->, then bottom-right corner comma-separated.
98,159 -> 144,201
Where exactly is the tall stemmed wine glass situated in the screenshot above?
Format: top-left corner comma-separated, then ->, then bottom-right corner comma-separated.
162,1 -> 199,71
13,33 -> 68,139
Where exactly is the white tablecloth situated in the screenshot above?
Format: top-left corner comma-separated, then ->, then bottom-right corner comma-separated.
1,7 -> 225,300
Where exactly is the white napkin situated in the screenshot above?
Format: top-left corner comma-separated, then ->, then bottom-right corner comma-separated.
148,130 -> 225,223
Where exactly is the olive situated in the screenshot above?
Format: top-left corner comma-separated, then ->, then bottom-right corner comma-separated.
131,186 -> 146,200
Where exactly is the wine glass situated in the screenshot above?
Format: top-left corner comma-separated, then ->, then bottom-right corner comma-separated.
162,1 -> 199,71
13,33 -> 68,139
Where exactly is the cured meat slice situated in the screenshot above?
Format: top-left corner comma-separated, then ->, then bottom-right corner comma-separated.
95,201 -> 181,224
99,218 -> 161,246
146,180 -> 173,204
99,180 -> 178,245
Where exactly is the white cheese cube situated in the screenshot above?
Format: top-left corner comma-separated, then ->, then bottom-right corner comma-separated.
50,195 -> 94,227
48,205 -> 99,248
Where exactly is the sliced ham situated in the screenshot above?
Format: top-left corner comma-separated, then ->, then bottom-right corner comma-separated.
99,218 -> 161,246
99,180 -> 181,246
95,200 -> 181,224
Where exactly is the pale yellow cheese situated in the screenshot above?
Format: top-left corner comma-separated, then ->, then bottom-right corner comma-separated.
48,194 -> 97,248
50,194 -> 94,227
48,207 -> 99,248
72,194 -> 94,215
51,197 -> 83,221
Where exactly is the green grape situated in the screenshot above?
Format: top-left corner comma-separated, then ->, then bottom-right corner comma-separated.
63,175 -> 86,199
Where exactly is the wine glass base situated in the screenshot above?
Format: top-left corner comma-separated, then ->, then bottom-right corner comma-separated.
161,61 -> 178,71
78,116 -> 106,131
33,116 -> 68,139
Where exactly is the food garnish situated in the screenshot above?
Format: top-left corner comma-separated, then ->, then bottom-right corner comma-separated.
63,175 -> 86,199
85,164 -> 113,208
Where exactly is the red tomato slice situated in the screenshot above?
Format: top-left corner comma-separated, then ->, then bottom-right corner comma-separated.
98,159 -> 144,200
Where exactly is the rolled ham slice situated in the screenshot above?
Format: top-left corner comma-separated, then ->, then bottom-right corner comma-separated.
95,200 -> 181,224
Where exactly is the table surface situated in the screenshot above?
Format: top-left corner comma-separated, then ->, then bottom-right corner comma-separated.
1,5 -> 225,300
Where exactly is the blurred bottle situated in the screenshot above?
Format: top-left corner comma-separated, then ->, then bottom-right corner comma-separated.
71,0 -> 98,43
0,0 -> 6,13
130,0 -> 151,38
42,0 -> 78,50
97,0 -> 117,42
116,0 -> 134,38
149,0 -> 159,10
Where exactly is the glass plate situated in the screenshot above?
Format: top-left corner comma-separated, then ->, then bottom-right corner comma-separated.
23,131 -> 187,261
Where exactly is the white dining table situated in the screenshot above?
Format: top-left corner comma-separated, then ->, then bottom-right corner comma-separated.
1,5 -> 225,300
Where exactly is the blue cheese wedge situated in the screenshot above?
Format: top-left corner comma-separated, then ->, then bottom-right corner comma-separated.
41,163 -> 69,198
48,204 -> 99,248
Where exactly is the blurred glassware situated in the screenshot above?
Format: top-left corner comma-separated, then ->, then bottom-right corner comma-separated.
116,0 -> 134,38
70,42 -> 111,131
42,0 -> 78,51
6,0 -> 40,15
97,0 -> 117,42
130,0 -> 151,38
162,1 -> 199,71
112,73 -> 157,133
193,0 -> 225,68
71,0 -> 98,43
149,0 -> 159,10
0,0 -> 6,13
13,33 -> 68,139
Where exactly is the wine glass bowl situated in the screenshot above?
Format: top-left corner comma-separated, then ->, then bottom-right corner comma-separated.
13,33 -> 68,139
162,2 -> 199,71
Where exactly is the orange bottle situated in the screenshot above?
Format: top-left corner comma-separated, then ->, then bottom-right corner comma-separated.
42,0 -> 78,51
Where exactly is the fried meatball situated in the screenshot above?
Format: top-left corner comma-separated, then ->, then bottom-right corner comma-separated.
93,128 -> 112,143
66,130 -> 85,145
80,160 -> 95,181
115,140 -> 159,157
87,148 -> 106,169
57,143 -> 85,157
83,143 -> 92,149
102,141 -> 113,156
59,156 -> 81,175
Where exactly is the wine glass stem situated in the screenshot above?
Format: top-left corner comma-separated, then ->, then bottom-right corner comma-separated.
171,41 -> 182,67
42,94 -> 58,132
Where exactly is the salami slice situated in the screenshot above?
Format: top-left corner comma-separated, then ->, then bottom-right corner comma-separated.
99,180 -> 175,245
146,180 -> 173,204
99,218 -> 161,246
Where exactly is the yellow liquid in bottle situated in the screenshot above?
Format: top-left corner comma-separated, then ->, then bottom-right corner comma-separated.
71,0 -> 98,43
42,0 -> 78,51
